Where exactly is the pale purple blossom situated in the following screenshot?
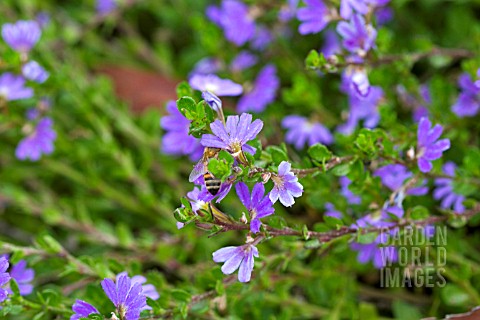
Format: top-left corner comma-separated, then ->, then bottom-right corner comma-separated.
212,243 -> 259,282
230,51 -> 258,72
375,6 -> 393,25
36,12 -> 50,29
324,203 -> 342,219
279,0 -> 299,22
416,117 -> 450,173
321,30 -> 341,58
202,91 -> 222,113
452,73 -> 480,117
71,300 -> 100,320
297,0 -> 332,35
282,115 -> 333,149
237,65 -> 279,113
118,272 -> 159,311
337,14 -> 377,56
160,101 -> 203,161
270,161 -> 304,207
250,26 -> 273,51
96,0 -> 117,15
2,20 -> 41,53
340,0 -> 369,19
189,74 -> 243,96
0,257 -> 10,303
16,117 -> 56,161
188,171 -> 233,204
190,57 -> 222,76
22,60 -> 49,83
337,84 -> 383,135
101,273 -> 147,320
434,162 -> 465,213
201,113 -> 263,156
236,182 -> 275,233
339,176 -> 361,204
206,0 -> 256,46
374,164 -> 428,197
8,259 -> 34,296
0,73 -> 33,101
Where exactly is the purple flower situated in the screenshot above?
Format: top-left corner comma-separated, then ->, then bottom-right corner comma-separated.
201,113 -> 263,156
8,260 -> 34,296
349,69 -> 371,97
270,161 -> 304,207
101,273 -> 147,320
71,300 -> 100,320
434,162 -> 465,213
374,164 -> 428,196
230,51 -> 258,72
189,74 -> 243,96
160,101 -> 203,161
279,0 -> 299,22
188,173 -> 233,204
452,73 -> 480,117
190,57 -> 222,76
0,257 -> 10,303
297,0 -> 332,35
416,117 -> 450,173
187,186 -> 213,211
337,14 -> 377,57
2,20 -> 41,53
36,12 -> 51,29
324,203 -> 342,219
337,85 -> 383,135
212,243 -> 259,282
339,176 -> 361,204
22,61 -> 49,83
282,115 -> 333,149
96,0 -> 117,15
0,73 -> 33,101
250,26 -> 273,51
321,30 -> 341,57
237,65 -> 279,113
16,117 -> 56,161
375,6 -> 393,25
118,272 -> 160,310
340,0 -> 369,19
236,182 -> 275,233
206,0 -> 256,46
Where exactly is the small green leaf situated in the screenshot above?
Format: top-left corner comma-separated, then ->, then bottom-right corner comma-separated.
305,50 -> 320,69
266,145 -> 288,165
356,231 -> 377,244
176,82 -> 193,99
171,289 -> 192,303
324,216 -> 344,229
410,206 -> 429,220
308,143 -> 332,163
177,96 -> 196,120
331,163 -> 351,176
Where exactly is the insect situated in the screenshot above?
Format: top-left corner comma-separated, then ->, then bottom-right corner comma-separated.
189,147 -> 222,195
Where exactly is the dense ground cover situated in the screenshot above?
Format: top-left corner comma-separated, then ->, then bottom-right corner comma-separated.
1,0 -> 480,319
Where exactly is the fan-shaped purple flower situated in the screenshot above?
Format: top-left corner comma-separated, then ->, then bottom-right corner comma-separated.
22,60 -> 49,83
8,259 -> 34,296
201,113 -> 263,157
270,161 -> 304,207
189,74 -> 243,96
212,243 -> 259,282
236,182 -> 275,233
297,0 -> 332,35
0,73 -> 33,101
161,101 -> 203,161
71,300 -> 100,320
416,117 -> 450,173
340,0 -> 369,19
337,14 -> 377,57
16,117 -> 57,161
282,115 -> 333,149
2,20 -> 41,53
101,273 -> 147,320
237,65 -> 279,113
434,162 -> 465,213
0,257 -> 10,303
452,73 -> 480,117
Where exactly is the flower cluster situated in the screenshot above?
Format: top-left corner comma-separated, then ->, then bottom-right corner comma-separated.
71,272 -> 159,320
1,19 -> 56,161
0,255 -> 35,304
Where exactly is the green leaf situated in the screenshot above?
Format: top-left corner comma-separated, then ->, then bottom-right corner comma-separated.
176,82 -> 193,99
171,289 -> 192,303
177,96 -> 197,120
207,157 -> 232,181
331,163 -> 351,176
266,145 -> 288,165
356,231 -> 378,244
441,284 -> 470,307
308,143 -> 332,163
305,50 -> 320,69
410,206 -> 429,220
36,235 -> 63,254
324,216 -> 344,229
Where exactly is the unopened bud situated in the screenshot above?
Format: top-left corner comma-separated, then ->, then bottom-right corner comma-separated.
406,147 -> 415,160
240,212 -> 248,224
261,172 -> 271,183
